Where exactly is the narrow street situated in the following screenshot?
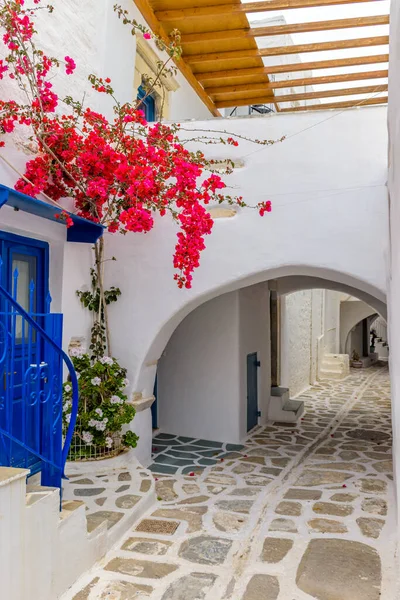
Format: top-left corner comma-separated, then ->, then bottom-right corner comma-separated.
66,365 -> 396,600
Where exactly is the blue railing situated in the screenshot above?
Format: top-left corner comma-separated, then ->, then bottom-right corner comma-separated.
0,261 -> 79,491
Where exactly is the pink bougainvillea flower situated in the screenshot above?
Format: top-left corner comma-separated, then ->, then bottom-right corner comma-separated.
143,32 -> 151,39
65,56 -> 76,75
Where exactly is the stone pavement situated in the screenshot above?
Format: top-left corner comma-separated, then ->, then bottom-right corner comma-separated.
63,364 -> 397,600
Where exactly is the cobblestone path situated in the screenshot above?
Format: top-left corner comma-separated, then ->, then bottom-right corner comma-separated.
65,365 -> 397,600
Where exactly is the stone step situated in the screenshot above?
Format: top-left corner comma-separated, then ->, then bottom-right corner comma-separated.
271,386 -> 290,405
268,396 -> 304,423
319,368 -> 347,380
283,399 -> 304,415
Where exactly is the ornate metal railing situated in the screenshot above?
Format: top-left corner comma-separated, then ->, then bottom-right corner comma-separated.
0,261 -> 78,491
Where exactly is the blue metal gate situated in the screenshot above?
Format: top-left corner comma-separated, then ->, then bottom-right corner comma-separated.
0,259 -> 79,490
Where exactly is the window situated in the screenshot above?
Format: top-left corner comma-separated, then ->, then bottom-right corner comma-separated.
137,85 -> 156,122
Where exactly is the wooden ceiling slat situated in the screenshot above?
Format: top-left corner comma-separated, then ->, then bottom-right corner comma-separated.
181,15 -> 389,44
279,95 -> 388,111
215,85 -> 388,108
196,54 -> 389,81
155,0 -> 385,22
214,83 -> 387,107
207,69 -> 388,94
185,36 -> 389,63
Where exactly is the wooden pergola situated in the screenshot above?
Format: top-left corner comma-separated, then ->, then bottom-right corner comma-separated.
134,0 -> 389,116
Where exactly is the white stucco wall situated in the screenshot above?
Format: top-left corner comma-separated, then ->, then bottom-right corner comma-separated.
158,290 -> 241,442
238,283 -> 271,437
340,300 -> 376,354
281,290 -> 313,397
387,0 -> 400,525
156,282 -> 270,446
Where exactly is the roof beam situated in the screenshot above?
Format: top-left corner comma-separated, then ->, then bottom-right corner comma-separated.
155,0 -> 386,22
196,54 -> 389,82
207,70 -> 388,95
214,84 -> 388,107
279,96 -> 388,111
185,36 -> 389,64
131,0 -> 221,116
181,15 -> 389,44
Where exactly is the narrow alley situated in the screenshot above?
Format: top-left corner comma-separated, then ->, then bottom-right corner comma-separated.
65,365 -> 395,600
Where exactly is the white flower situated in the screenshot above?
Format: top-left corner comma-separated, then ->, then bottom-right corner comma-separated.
64,384 -> 71,393
65,413 -> 71,423
76,373 -> 81,380
95,421 -> 106,431
91,377 -> 101,386
103,417 -> 108,424
82,431 -> 93,445
95,408 -> 103,417
70,347 -> 84,358
88,419 -> 97,427
105,436 -> 113,449
122,378 -> 129,387
64,400 -> 71,410
110,395 -> 122,405
100,356 -> 113,365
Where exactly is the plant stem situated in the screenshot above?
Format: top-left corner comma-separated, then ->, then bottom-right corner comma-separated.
95,236 -> 112,357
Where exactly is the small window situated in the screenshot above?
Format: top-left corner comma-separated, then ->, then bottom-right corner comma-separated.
137,85 -> 155,122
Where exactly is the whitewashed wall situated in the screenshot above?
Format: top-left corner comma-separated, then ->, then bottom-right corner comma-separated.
281,290 -> 313,397
157,283 -> 270,444
158,291 -> 241,442
340,300 -> 376,354
238,283 -> 270,438
387,0 -> 400,526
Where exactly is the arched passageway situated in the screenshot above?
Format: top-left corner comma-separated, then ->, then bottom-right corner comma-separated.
145,273 -> 386,457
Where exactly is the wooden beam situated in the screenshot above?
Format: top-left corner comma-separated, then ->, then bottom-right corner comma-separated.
181,15 -> 389,44
131,0 -> 221,116
196,54 -> 389,82
214,84 -> 388,108
279,96 -> 388,111
207,70 -> 388,95
156,0 -> 386,22
185,36 -> 389,64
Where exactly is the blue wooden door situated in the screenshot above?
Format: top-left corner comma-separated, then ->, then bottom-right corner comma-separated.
0,232 -> 48,472
247,352 -> 259,431
152,373 -> 158,429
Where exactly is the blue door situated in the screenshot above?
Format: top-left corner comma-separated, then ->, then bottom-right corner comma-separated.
247,353 -> 259,431
0,232 -> 49,472
137,85 -> 156,121
152,373 -> 158,429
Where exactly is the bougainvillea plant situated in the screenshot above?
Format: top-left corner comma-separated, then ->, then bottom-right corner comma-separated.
0,0 -> 277,455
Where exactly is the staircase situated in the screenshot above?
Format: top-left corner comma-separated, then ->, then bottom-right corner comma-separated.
268,386 -> 304,423
319,353 -> 350,380
0,267 -> 79,490
375,338 -> 389,361
0,467 -> 108,600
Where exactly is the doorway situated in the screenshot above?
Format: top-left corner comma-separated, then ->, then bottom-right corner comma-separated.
247,352 -> 259,431
0,232 -> 49,473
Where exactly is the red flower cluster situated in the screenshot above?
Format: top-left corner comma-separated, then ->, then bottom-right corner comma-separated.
0,0 -> 272,289
258,200 -> 272,216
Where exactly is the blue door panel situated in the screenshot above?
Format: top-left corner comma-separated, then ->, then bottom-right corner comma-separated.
247,352 -> 258,432
0,231 -> 49,473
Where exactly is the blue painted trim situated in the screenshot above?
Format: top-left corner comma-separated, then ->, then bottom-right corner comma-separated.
0,231 -> 50,314
137,85 -> 156,122
0,185 -> 104,243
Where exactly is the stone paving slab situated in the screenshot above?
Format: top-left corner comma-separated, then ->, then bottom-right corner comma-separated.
64,365 -> 397,600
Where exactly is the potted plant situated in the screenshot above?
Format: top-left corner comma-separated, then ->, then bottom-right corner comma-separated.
351,350 -> 363,368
